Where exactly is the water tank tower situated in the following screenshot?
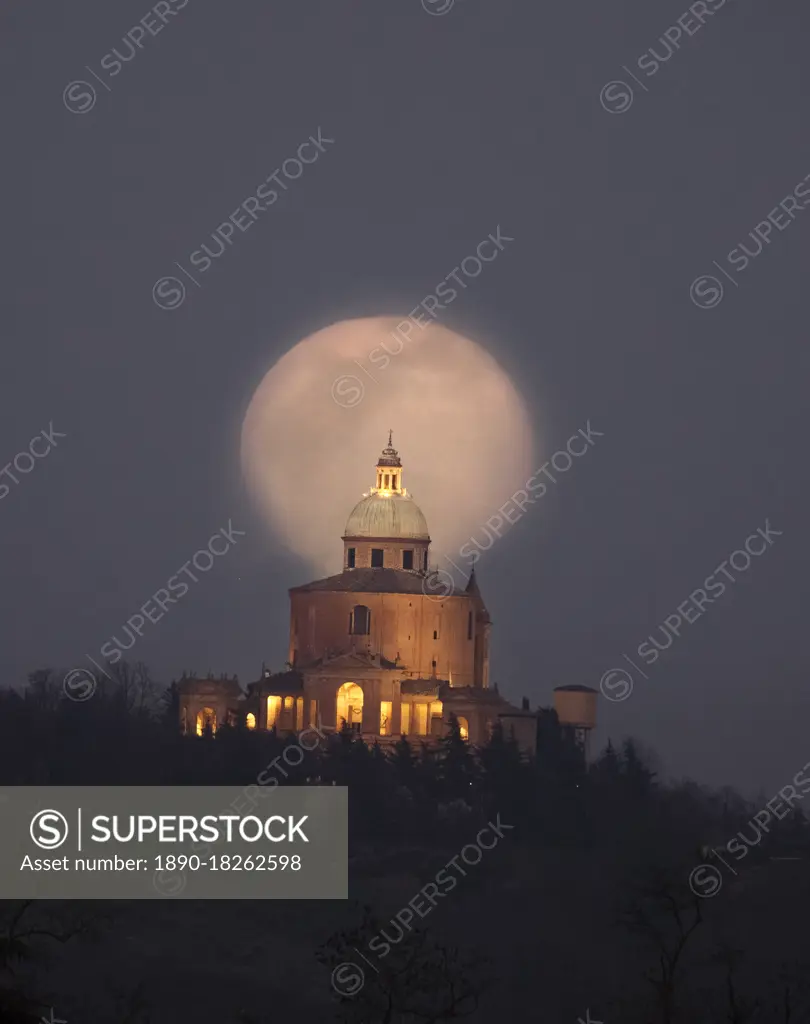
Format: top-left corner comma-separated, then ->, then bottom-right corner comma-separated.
553,684 -> 598,760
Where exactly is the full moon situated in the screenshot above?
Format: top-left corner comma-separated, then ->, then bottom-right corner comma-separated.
241,317 -> 537,578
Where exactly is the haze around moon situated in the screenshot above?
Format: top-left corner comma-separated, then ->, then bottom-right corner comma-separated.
241,317 -> 537,578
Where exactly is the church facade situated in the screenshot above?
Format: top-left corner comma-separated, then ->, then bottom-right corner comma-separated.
179,437 -> 538,752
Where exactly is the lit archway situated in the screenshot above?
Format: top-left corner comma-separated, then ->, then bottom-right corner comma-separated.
246,712 -> 256,730
336,682 -> 364,731
267,695 -> 282,729
457,716 -> 469,741
196,706 -> 217,736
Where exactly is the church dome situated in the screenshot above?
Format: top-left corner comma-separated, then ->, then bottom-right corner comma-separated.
344,492 -> 430,541
343,433 -> 431,542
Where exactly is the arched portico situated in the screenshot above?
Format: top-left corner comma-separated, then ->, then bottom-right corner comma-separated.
336,681 -> 364,732
196,706 -> 217,735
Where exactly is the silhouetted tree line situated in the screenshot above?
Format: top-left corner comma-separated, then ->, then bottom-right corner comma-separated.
2,665 -> 809,857
3,664 -> 810,1022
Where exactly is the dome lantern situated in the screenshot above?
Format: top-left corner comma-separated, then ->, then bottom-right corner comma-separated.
375,431 -> 403,494
342,438 -> 431,572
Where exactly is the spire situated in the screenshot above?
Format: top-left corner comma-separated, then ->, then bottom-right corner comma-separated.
466,566 -> 490,621
465,566 -> 480,596
377,432 -> 401,468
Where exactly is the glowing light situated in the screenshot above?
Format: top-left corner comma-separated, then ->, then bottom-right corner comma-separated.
267,695 -> 282,729
336,681 -> 364,729
241,317 -> 536,576
196,707 -> 217,736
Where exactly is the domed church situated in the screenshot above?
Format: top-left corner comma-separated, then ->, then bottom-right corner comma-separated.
179,436 -> 538,752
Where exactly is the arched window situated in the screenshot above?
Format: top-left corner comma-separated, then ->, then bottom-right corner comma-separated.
349,605 -> 371,635
457,716 -> 469,741
246,712 -> 256,730
196,706 -> 217,736
336,682 -> 364,732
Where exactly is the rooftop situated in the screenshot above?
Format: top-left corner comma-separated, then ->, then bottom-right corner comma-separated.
291,567 -> 467,597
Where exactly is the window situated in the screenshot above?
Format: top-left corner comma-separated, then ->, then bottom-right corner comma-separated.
430,701 -> 443,718
267,695 -> 282,730
468,611 -> 473,640
414,703 -> 428,736
380,701 -> 392,736
296,697 -> 304,731
400,703 -> 411,735
349,605 -> 371,635
458,716 -> 469,741
246,712 -> 256,730
196,707 -> 217,736
384,474 -> 390,489
347,547 -> 356,568
403,550 -> 413,570
433,630 -> 438,640
423,550 -> 428,571
371,548 -> 384,567
336,682 -> 364,731
284,696 -> 294,710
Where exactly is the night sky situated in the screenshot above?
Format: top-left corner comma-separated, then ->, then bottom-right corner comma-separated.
3,0 -> 809,796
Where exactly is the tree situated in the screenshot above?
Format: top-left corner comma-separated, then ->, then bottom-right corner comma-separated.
389,734 -> 419,790
317,905 -> 493,1023
478,720 -> 529,820
437,713 -> 478,801
621,738 -> 657,801
620,871 -> 704,1024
